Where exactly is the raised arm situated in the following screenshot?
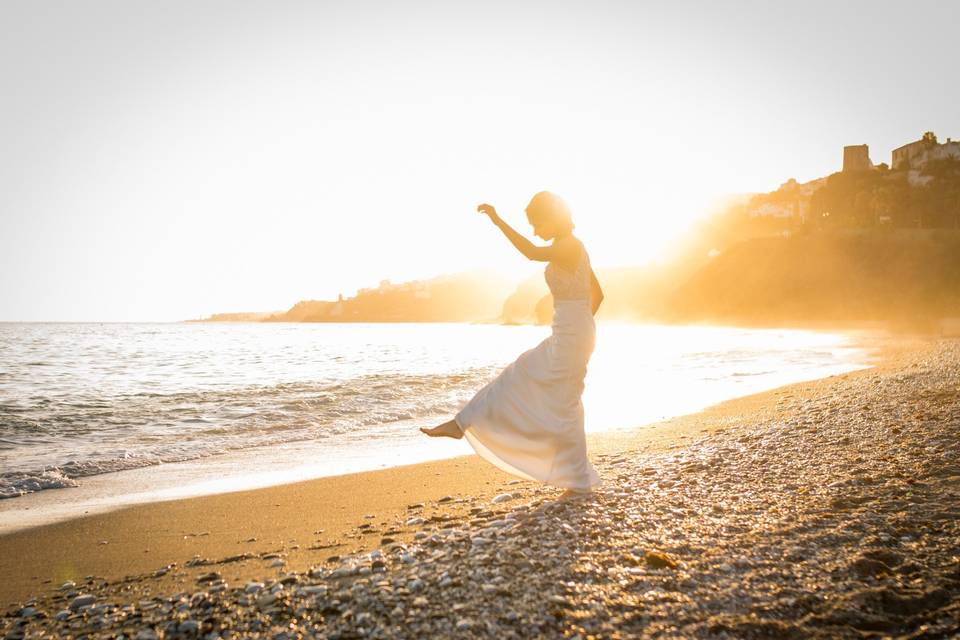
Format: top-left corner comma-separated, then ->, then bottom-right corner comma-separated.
478,203 -> 578,264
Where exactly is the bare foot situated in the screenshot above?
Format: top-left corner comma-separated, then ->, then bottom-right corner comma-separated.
419,419 -> 463,439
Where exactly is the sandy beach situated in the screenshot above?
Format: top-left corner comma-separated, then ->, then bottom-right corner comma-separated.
2,334 -> 958,638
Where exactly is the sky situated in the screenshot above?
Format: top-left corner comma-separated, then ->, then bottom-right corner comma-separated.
1,0 -> 958,321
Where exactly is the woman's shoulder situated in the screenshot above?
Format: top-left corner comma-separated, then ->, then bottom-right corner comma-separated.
570,235 -> 588,258
549,235 -> 587,272
556,234 -> 585,251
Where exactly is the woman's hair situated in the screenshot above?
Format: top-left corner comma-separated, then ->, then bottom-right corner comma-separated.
526,191 -> 575,234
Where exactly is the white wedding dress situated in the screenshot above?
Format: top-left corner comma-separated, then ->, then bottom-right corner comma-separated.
454,239 -> 602,492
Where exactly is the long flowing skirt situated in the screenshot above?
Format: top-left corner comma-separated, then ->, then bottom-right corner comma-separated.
454,298 -> 602,491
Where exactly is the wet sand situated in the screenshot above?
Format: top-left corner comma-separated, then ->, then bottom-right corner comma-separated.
0,386 -> 726,608
4,334 -> 958,638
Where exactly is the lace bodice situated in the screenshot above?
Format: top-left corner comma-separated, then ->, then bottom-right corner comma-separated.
545,241 -> 592,301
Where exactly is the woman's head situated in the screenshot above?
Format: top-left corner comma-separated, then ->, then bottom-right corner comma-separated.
525,191 -> 574,240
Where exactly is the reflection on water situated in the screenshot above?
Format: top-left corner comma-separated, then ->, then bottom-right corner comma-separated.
0,322 -> 869,500
584,323 -> 868,431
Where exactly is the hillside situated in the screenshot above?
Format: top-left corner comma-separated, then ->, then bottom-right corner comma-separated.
263,271 -> 516,323
663,230 -> 960,329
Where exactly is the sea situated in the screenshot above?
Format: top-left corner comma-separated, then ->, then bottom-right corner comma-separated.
0,322 -> 872,529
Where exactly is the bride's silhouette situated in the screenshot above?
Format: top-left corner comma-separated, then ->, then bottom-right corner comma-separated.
421,191 -> 604,498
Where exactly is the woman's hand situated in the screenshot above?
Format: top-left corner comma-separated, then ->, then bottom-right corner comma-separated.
477,203 -> 500,223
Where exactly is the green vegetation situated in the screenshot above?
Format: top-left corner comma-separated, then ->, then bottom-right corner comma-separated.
809,158 -> 960,229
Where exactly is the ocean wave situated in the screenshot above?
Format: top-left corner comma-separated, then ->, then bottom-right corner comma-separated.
0,469 -> 80,499
0,367 -> 500,500
0,322 -> 866,502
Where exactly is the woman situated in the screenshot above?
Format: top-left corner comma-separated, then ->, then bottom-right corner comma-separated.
420,191 -> 604,498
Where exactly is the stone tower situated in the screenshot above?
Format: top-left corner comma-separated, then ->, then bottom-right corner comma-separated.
843,144 -> 873,172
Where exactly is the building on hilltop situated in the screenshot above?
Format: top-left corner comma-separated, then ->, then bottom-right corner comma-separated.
842,144 -> 873,172
892,131 -> 960,169
747,177 -> 825,222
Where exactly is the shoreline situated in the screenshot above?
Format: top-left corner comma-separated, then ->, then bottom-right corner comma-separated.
0,389 -> 758,608
0,325 -> 876,535
5,333 -> 958,637
0,331 -> 898,608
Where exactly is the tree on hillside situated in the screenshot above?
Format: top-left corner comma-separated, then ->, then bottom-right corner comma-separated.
805,163 -> 960,230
